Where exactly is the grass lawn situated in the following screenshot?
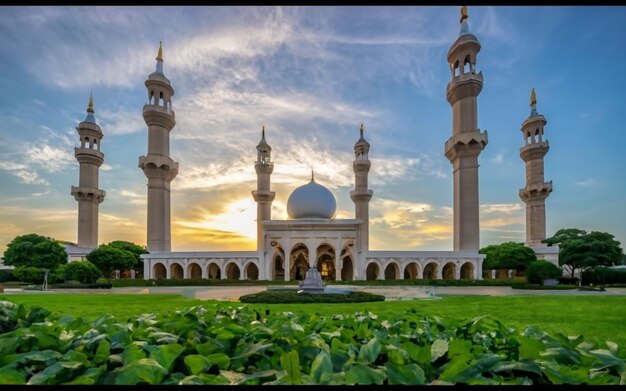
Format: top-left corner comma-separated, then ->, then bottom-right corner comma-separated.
1,293 -> 624,355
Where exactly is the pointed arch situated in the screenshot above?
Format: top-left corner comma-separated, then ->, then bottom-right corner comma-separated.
442,262 -> 456,280
384,262 -> 400,280
245,263 -> 259,280
404,262 -> 419,280
187,262 -> 202,279
225,263 -> 240,280
153,263 -> 166,280
460,262 -> 474,279
207,263 -> 221,279
341,256 -> 354,281
170,263 -> 183,279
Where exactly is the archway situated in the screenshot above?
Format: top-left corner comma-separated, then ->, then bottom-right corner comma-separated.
290,243 -> 309,281
170,263 -> 183,279
208,263 -> 221,279
316,244 -> 336,281
341,256 -> 354,281
460,262 -> 474,279
187,263 -> 202,279
245,263 -> 259,280
384,263 -> 399,280
442,262 -> 456,280
153,263 -> 166,279
496,269 -> 508,280
404,262 -> 419,280
366,263 -> 379,281
273,254 -> 284,280
423,262 -> 438,280
225,263 -> 240,280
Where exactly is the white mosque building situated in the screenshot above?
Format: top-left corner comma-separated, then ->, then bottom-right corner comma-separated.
67,8 -> 558,281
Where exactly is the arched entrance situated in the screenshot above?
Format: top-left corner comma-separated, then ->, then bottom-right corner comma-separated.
273,254 -> 284,280
153,263 -> 166,279
208,263 -> 221,279
170,263 -> 183,279
226,263 -> 240,280
423,262 -> 438,280
245,263 -> 259,280
366,263 -> 379,281
404,262 -> 419,280
341,256 -> 354,281
188,263 -> 202,279
460,262 -> 474,279
442,262 -> 456,280
290,243 -> 309,281
316,244 -> 336,281
384,263 -> 399,280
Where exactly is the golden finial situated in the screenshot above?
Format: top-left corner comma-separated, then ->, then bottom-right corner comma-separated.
311,169 -> 314,182
360,122 -> 364,137
87,92 -> 94,113
156,41 -> 163,61
530,88 -> 537,106
262,125 -> 265,138
460,6 -> 468,23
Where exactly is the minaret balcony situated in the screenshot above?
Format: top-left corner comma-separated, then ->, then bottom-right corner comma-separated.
353,160 -> 371,172
255,161 -> 274,175
74,147 -> 104,166
252,189 -> 276,203
71,186 -> 106,203
519,181 -> 553,202
519,142 -> 549,161
139,154 -> 179,181
446,72 -> 483,104
444,129 -> 488,161
142,105 -> 176,129
350,190 -> 373,203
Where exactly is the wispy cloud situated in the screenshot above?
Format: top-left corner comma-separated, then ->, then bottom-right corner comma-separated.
576,178 -> 596,187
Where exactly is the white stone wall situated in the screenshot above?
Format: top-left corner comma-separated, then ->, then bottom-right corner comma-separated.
142,252 -> 260,280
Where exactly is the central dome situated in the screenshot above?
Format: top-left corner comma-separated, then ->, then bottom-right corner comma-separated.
287,179 -> 337,219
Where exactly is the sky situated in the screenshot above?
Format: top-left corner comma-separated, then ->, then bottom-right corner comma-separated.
0,6 -> 624,253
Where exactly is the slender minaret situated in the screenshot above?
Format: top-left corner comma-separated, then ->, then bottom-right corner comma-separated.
139,42 -> 179,252
252,126 -> 275,251
71,94 -> 106,249
350,123 -> 373,261
444,6 -> 488,251
519,88 -> 552,247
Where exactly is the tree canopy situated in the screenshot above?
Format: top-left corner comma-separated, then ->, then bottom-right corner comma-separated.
479,242 -> 537,270
106,241 -> 148,272
2,233 -> 67,270
544,228 -> 624,280
86,245 -> 136,278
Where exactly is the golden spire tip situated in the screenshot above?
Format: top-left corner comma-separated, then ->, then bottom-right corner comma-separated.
530,87 -> 537,106
311,169 -> 314,182
157,41 -> 163,61
87,92 -> 94,113
460,5 -> 468,23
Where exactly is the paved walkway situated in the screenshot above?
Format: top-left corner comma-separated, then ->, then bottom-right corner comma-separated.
11,285 -> 626,301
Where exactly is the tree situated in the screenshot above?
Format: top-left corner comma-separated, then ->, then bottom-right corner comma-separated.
12,266 -> 45,284
479,242 -> 537,271
63,261 -> 102,284
86,245 -> 135,278
526,260 -> 562,285
3,233 -> 67,269
544,228 -> 624,285
106,241 -> 148,273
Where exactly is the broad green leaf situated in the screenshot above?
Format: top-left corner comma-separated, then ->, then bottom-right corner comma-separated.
0,367 -> 26,385
27,361 -> 83,385
280,350 -> 302,384
112,358 -> 169,385
178,375 -> 204,385
61,350 -> 90,366
149,343 -> 185,372
517,336 -> 545,360
491,359 -> 543,376
205,353 -> 230,370
0,338 -> 18,359
430,339 -> 449,362
404,342 -> 431,365
385,362 -> 425,385
310,350 -> 333,384
345,364 -> 385,385
22,350 -> 62,366
387,347 -> 406,365
358,337 -> 381,364
93,339 -> 110,365
66,365 -> 106,385
606,341 -> 619,355
196,339 -> 228,356
231,342 -> 273,360
541,347 -> 581,365
589,349 -> 625,368
121,343 -> 146,365
184,355 -> 211,375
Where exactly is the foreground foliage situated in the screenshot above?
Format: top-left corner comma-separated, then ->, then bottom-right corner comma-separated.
0,301 -> 624,385
239,290 -> 385,304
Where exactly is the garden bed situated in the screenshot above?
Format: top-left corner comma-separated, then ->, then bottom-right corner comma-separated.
239,289 -> 385,304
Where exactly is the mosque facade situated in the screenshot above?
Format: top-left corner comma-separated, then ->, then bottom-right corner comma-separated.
67,8 -> 558,281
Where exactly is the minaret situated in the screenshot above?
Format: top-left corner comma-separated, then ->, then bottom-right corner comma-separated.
444,6 -> 488,251
252,126 -> 275,252
138,41 -> 179,252
519,88 -> 552,246
71,94 -> 106,249
350,123 -> 373,260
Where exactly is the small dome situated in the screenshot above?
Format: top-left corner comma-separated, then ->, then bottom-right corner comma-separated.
287,179 -> 337,219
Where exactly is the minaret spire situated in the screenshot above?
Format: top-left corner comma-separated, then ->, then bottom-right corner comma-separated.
87,92 -> 94,113
530,87 -> 538,116
311,169 -> 315,182
252,125 -> 275,256
155,41 -> 164,75
351,122 -> 373,269
459,6 -> 470,35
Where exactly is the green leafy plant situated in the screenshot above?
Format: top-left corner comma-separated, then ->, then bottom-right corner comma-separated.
239,290 -> 385,304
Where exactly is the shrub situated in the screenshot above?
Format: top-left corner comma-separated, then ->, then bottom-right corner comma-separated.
96,277 -> 110,284
239,289 -> 385,304
526,261 -> 562,285
0,269 -> 15,283
12,266 -> 45,284
582,268 -> 626,285
63,261 -> 102,284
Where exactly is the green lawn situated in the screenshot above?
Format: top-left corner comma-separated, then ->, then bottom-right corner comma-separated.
1,293 -> 624,354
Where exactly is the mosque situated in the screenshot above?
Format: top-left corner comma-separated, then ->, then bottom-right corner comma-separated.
66,8 -> 558,281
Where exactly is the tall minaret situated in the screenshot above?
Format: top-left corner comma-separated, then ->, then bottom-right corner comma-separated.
71,94 -> 106,249
444,6 -> 488,251
252,126 -> 275,251
519,88 -> 552,247
139,42 -> 179,252
350,123 -> 373,261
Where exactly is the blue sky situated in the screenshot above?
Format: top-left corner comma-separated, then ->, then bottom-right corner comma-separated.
0,6 -> 624,252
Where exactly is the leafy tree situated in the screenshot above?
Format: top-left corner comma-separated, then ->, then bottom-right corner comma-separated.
106,241 -> 148,273
479,242 -> 537,271
526,260 -> 562,285
86,245 -> 136,278
63,261 -> 102,284
3,233 -> 67,269
12,266 -> 45,284
544,228 -> 624,285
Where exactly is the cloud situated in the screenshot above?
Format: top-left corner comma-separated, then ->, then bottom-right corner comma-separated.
99,107 -> 146,136
0,162 -> 49,185
490,153 -> 504,164
576,178 -> 596,187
